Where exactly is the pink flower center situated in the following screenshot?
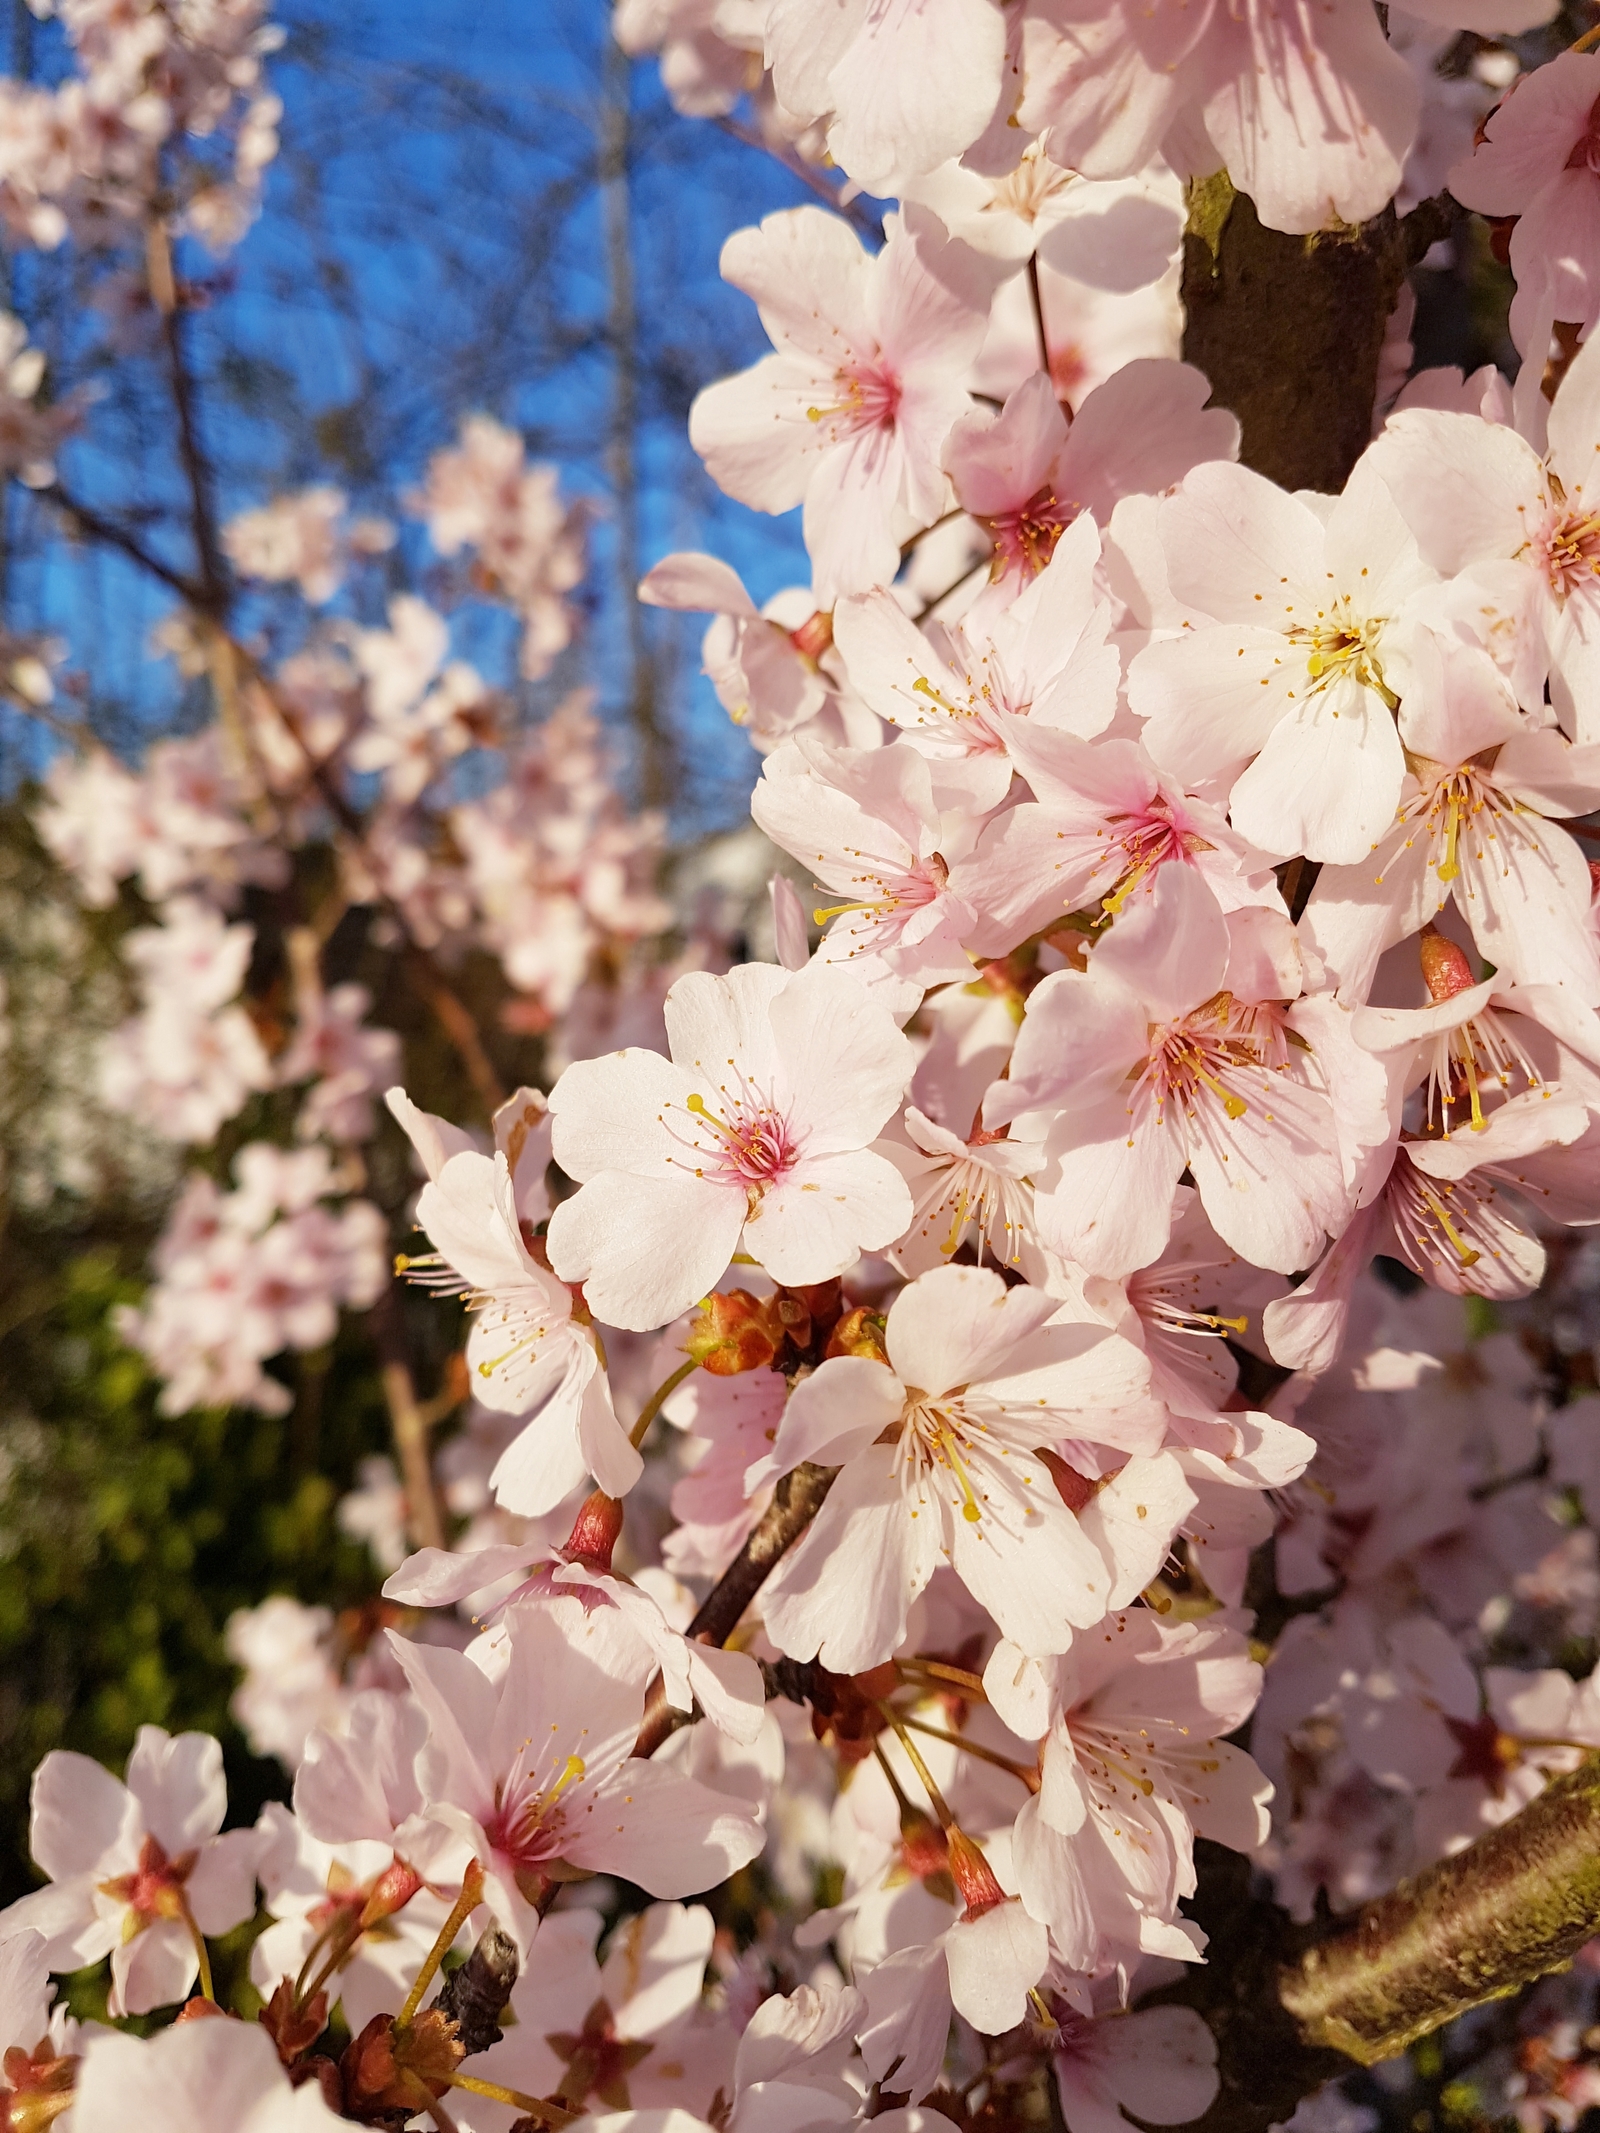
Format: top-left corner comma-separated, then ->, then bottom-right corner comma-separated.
980,481 -> 1077,580
1100,799 -> 1214,915
808,357 -> 901,442
1566,97 -> 1600,176
1537,503 -> 1600,598
668,1077 -> 803,1203
484,1752 -> 589,1882
1140,1002 -> 1257,1125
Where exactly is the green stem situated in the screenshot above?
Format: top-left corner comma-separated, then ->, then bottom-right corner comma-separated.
629,1356 -> 699,1450
396,1862 -> 482,2029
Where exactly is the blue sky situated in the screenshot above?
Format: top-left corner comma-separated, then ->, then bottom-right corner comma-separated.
3,0 -> 835,829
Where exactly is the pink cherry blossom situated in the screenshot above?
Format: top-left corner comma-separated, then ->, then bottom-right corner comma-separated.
751,737 -> 986,989
387,1594 -> 765,1950
1301,647 -> 1600,1006
756,1261 -> 1164,1671
546,959 -> 914,1330
986,1610 -> 1271,1971
1449,51 -> 1600,356
830,511 -> 1121,810
71,2019 -> 344,2133
688,205 -> 991,601
764,0 -> 1007,197
942,367 -> 1238,605
1016,0 -> 1429,237
1051,2001 -> 1220,2133
990,871 -> 1350,1276
1129,457 -> 1440,865
0,1727 -> 259,2016
389,1109 -> 636,1509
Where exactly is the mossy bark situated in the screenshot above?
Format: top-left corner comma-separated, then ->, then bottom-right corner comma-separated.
1180,174 -> 1450,493
1280,1753 -> 1600,2066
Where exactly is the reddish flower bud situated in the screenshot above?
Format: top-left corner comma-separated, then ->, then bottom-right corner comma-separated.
358,1855 -> 424,1931
259,1980 -> 329,2066
1419,924 -> 1478,1003
825,1306 -> 889,1363
2,2044 -> 77,2133
172,1996 -> 228,2024
945,1826 -> 1008,1918
1036,1446 -> 1097,1514
789,609 -> 834,665
562,1489 -> 625,1572
686,1290 -> 778,1376
897,1806 -> 952,1888
340,2010 -> 462,2121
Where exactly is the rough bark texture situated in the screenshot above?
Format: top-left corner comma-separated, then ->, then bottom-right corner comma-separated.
1145,1846 -> 1351,2133
1180,174 -> 1448,492
1279,1753 -> 1600,2065
684,1458 -> 837,1646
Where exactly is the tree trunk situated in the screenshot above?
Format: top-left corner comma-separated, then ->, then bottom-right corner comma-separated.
1180,174 -> 1445,493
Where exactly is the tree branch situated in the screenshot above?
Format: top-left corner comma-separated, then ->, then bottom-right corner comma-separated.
368,1285 -> 448,1552
712,114 -> 883,248
1180,172 -> 1415,492
632,1460 -> 836,1758
42,479 -> 207,606
147,218 -> 228,611
1280,1752 -> 1600,2066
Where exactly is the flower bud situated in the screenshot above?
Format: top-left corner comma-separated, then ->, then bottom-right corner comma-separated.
1419,923 -> 1477,1003
825,1306 -> 888,1363
686,1290 -> 778,1376
789,609 -> 834,665
259,1980 -> 329,2067
358,1855 -> 424,1932
562,1489 -> 624,1572
2,2046 -> 77,2133
945,1826 -> 1008,1918
172,1997 -> 228,2023
340,2010 -> 462,2118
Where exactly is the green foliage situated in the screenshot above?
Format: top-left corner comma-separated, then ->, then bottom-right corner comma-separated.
0,1248 -> 397,1906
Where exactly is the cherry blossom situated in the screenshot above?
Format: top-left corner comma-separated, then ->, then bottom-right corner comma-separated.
1050,2000 -> 1220,2133
986,1610 -> 1271,1970
387,1594 -> 765,1950
1448,51 -> 1600,357
0,1727 -> 259,2016
389,1086 -> 636,1508
1301,647 -> 1600,1006
755,1261 -> 1167,1670
688,205 -> 991,601
1128,456 -> 1441,865
942,367 -> 1238,606
72,2020 -> 344,2133
1365,334 -> 1600,743
546,959 -> 914,1330
989,871 -> 1350,1276
764,0 -> 1007,197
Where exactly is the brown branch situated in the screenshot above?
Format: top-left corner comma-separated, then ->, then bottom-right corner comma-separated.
148,218 -> 227,611
42,479 -> 207,606
601,32 -> 666,812
368,1285 -> 447,1553
712,114 -> 883,247
1280,1752 -> 1600,2065
1181,171 -> 1415,492
632,1459 -> 836,1758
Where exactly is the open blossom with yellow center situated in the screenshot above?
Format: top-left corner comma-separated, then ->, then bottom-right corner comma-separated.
754,1261 -> 1176,1675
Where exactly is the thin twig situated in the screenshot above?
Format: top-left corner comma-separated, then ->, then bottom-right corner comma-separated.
712,113 -> 883,246
148,217 -> 227,611
370,1285 -> 448,1552
42,478 -> 206,604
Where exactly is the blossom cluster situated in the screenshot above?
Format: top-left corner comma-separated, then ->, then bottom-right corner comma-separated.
14,0 -> 1600,2127
0,0 -> 282,253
